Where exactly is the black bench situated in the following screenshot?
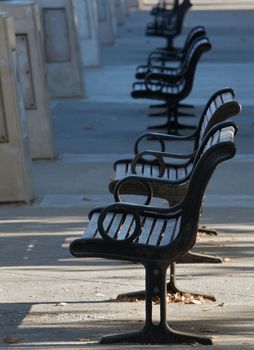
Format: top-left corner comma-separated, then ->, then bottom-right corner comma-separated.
142,26 -> 206,72
150,0 -> 179,17
131,37 -> 212,132
70,122 -> 237,345
110,88 -> 241,204
146,0 -> 192,51
144,26 -> 206,114
147,0 -> 179,35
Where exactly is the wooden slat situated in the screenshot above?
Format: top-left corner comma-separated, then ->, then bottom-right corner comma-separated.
107,213 -> 123,238
159,218 -> 178,245
116,163 -> 127,179
167,167 -> 177,180
135,163 -> 143,176
94,213 -> 114,238
210,100 -> 217,115
84,213 -> 100,239
94,212 -> 114,238
143,164 -> 152,177
137,217 -> 154,244
172,217 -> 181,241
151,164 -> 160,178
117,214 -> 135,240
177,167 -> 186,179
148,218 -> 165,246
221,92 -> 233,103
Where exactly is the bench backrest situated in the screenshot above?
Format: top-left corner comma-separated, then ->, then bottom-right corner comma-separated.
182,26 -> 206,57
194,88 -> 241,150
168,37 -> 211,97
175,122 -> 237,253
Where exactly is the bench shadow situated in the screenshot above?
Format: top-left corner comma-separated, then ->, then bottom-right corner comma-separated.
0,301 -> 253,348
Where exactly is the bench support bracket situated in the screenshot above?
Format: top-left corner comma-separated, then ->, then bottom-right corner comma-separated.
116,263 -> 216,302
104,262 -> 212,344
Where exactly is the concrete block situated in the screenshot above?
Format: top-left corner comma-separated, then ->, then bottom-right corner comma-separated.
110,0 -> 118,37
122,0 -> 130,15
73,0 -> 101,67
126,0 -> 139,9
0,1 -> 56,160
0,14 -> 35,203
113,0 -> 125,25
96,0 -> 115,45
35,0 -> 85,98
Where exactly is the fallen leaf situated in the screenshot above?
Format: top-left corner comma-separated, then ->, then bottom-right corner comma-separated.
223,257 -> 231,262
83,125 -> 93,131
82,197 -> 91,202
3,337 -> 23,344
116,291 -> 214,304
55,302 -> 67,306
76,338 -> 92,342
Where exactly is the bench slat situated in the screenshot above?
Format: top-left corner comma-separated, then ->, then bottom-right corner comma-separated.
94,212 -> 114,238
84,213 -> 100,239
148,218 -> 165,246
143,164 -> 152,177
137,217 -> 154,244
159,217 -> 178,245
209,100 -> 217,115
177,167 -> 186,179
221,91 -> 233,103
117,214 -> 135,240
108,213 -> 123,238
116,163 -> 127,180
151,164 -> 160,177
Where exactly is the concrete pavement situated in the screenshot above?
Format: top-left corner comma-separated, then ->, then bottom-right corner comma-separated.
0,4 -> 253,349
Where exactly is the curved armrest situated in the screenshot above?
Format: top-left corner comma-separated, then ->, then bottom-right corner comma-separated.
131,151 -> 167,177
144,78 -> 164,92
139,150 -> 194,160
98,203 -> 141,243
148,50 -> 179,62
98,201 -> 183,242
134,131 -> 197,154
114,176 -> 153,205
131,150 -> 194,176
146,71 -> 183,84
148,64 -> 178,73
133,80 -> 145,88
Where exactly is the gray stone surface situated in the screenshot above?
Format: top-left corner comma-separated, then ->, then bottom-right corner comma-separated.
0,4 -> 253,349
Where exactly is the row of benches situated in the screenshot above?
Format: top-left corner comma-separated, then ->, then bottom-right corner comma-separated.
69,1 -> 242,345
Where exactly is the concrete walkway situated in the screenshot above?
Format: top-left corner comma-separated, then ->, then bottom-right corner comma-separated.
0,5 -> 253,349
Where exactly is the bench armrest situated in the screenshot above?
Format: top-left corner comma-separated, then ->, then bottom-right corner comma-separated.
114,176 -> 154,205
131,151 -> 167,177
134,132 -> 197,155
98,203 -> 141,243
146,72 -> 183,84
131,150 -> 194,176
148,51 -> 180,63
98,201 -> 183,242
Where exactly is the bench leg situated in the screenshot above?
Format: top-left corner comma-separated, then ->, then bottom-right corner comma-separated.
103,262 -> 212,345
148,105 -> 196,133
116,263 -> 216,302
